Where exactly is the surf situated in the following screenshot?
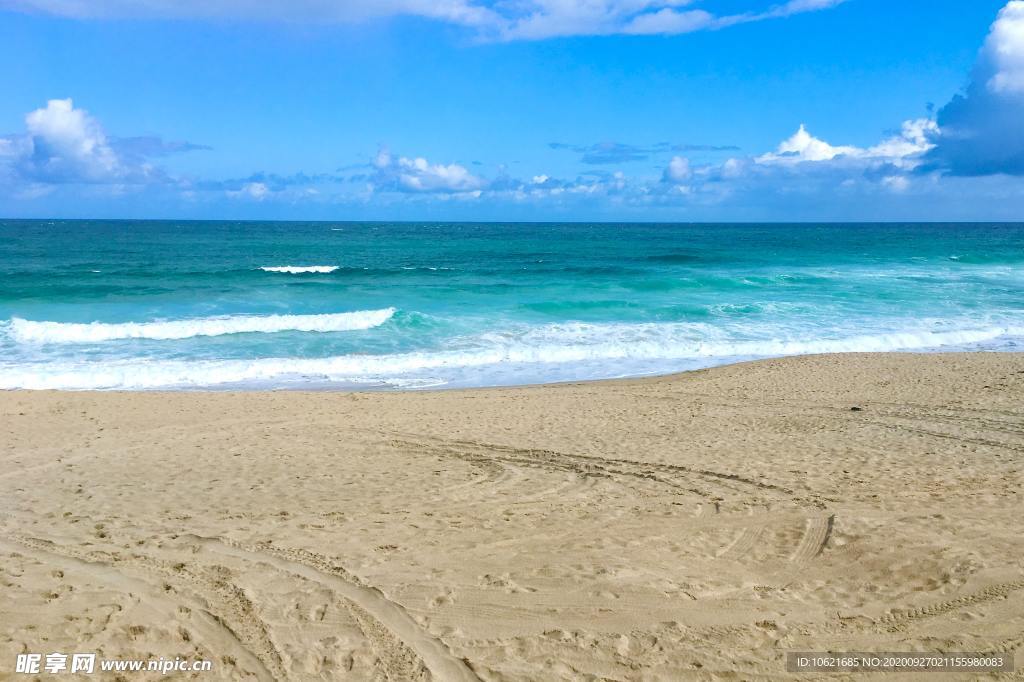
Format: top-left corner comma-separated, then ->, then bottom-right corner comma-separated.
6,308 -> 397,344
2,321 -> 1019,390
259,265 -> 339,273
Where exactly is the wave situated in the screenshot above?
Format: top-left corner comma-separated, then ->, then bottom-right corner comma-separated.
260,265 -> 339,273
6,308 -> 396,344
2,322 -> 1019,390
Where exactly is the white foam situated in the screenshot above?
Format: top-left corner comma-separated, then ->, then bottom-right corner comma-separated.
7,308 -> 396,344
260,265 -> 339,273
1,322 -> 1019,390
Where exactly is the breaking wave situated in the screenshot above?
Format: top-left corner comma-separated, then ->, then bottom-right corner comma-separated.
2,322 -> 1019,389
6,308 -> 397,344
260,265 -> 339,274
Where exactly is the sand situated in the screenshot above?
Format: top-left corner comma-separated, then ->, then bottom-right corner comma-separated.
1,352 -> 1022,680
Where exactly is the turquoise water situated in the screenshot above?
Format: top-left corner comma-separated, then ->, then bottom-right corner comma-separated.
1,220 -> 1022,390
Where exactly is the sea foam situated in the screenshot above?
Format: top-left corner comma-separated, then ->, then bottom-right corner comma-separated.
260,265 -> 339,273
1,322 -> 1018,389
7,308 -> 396,344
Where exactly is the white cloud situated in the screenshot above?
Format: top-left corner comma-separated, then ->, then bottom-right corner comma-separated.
622,8 -> 712,35
498,0 -> 845,39
663,155 -> 692,182
755,120 -> 935,167
397,157 -> 482,192
755,124 -> 860,163
0,0 -> 500,26
923,1 -> 1024,175
763,0 -> 846,19
656,116 -> 938,201
18,98 -> 122,182
0,98 -> 205,189
867,118 -> 938,160
227,181 -> 270,200
882,175 -> 910,192
372,149 -> 484,193
1,0 -> 849,40
720,157 -> 745,178
985,1 -> 1024,94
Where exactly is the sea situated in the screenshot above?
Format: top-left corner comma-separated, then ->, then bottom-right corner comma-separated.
1,220 -> 1022,390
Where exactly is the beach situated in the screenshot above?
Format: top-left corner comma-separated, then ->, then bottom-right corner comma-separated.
1,351 -> 1022,680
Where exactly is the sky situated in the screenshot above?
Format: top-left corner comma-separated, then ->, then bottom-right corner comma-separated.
0,0 -> 1022,221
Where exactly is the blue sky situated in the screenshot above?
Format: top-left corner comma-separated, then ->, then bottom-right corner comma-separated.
0,0 -> 1022,220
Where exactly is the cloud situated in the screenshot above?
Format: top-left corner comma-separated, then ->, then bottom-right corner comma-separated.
0,0 -> 500,27
755,123 -> 861,163
985,1 -> 1024,94
0,98 -> 205,187
15,98 -> 123,183
549,141 -> 654,164
881,175 -> 909,192
227,181 -> 270,200
923,1 -> 1024,176
371,148 -> 484,193
754,120 -> 935,167
621,9 -> 713,36
615,0 -> 848,37
1,0 -> 849,40
497,0 -> 847,40
195,171 -> 342,197
663,155 -> 691,182
111,136 -> 211,161
758,0 -> 847,19
549,140 -> 738,164
652,117 -> 939,205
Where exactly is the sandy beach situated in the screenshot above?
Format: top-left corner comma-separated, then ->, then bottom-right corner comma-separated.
1,352 -> 1022,680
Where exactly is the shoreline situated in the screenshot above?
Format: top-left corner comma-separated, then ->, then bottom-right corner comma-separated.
2,348 -> 1018,394
2,351 -> 1022,679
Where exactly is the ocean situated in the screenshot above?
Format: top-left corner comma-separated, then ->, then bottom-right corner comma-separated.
1,220 -> 1022,390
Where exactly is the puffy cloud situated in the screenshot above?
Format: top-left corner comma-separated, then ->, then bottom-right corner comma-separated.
985,1 -> 1024,94
228,181 -> 270,200
881,175 -> 910,192
663,155 -> 691,183
754,120 -> 935,167
755,124 -> 860,163
739,2 -> 1024,180
1,98 -> 204,187
651,116 -> 939,204
923,1 -> 1024,176
479,166 -> 639,201
371,148 -> 484,193
1,0 -> 848,40
866,118 -> 938,161
17,98 -> 122,183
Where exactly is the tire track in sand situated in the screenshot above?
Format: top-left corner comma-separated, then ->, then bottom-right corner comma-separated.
872,579 -> 1024,633
789,514 -> 835,563
383,432 -> 818,509
191,535 -> 481,682
0,535 -> 281,681
715,526 -> 765,560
